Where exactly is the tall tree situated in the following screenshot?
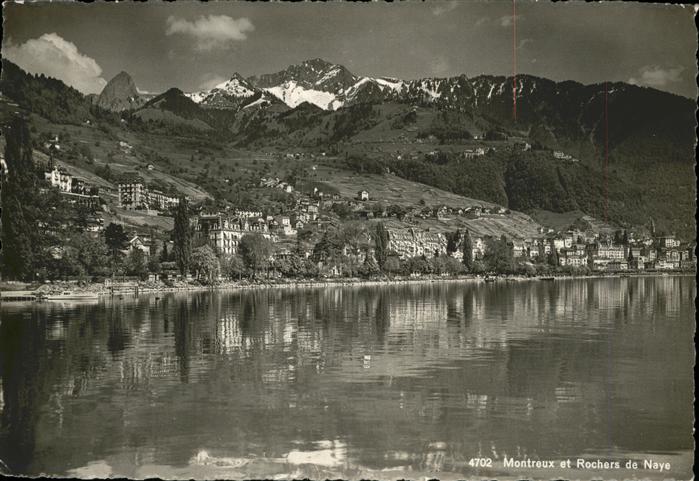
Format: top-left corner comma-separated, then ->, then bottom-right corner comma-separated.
238,233 -> 273,278
312,229 -> 343,263
462,229 -> 473,272
191,245 -> 220,283
446,229 -> 462,255
547,239 -> 559,267
70,232 -> 110,276
1,116 -> 38,280
173,196 -> 192,276
104,223 -> 129,259
225,254 -> 246,280
483,235 -> 514,273
159,242 -> 170,262
372,222 -> 390,269
125,248 -> 148,280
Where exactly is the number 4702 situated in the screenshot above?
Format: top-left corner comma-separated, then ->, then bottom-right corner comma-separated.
469,458 -> 493,467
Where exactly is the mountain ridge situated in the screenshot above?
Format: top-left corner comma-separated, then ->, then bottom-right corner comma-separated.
1,58 -> 695,239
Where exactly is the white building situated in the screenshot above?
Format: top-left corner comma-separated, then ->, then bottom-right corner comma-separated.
45,166 -> 72,192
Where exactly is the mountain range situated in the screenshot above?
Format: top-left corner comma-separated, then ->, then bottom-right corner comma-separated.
0,57 -> 695,239
92,58 -> 695,158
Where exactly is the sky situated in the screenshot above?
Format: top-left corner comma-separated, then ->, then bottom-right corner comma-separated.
2,1 -> 697,98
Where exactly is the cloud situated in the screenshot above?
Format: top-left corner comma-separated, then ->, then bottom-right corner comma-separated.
498,15 -> 523,27
2,33 -> 107,94
628,65 -> 685,89
432,1 -> 458,16
197,73 -> 228,91
475,17 -> 490,27
166,15 -> 254,50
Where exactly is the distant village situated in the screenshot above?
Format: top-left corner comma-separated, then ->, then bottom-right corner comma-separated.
2,124 -> 695,285
73,169 -> 696,281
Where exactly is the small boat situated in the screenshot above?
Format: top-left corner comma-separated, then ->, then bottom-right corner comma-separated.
540,276 -> 555,281
484,276 -> 496,283
43,291 -> 99,301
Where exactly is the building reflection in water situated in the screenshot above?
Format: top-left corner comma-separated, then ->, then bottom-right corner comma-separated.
0,276 -> 694,477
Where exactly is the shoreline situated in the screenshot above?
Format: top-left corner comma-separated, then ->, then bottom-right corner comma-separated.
2,271 -> 694,302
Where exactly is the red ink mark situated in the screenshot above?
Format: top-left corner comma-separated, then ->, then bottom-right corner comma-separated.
604,82 -> 609,223
513,0 -> 517,122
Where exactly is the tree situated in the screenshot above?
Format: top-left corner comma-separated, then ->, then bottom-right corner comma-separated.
238,233 -> 273,278
340,222 -> 369,256
331,202 -> 353,219
104,223 -> 129,259
70,232 -> 110,277
446,229 -> 462,255
359,249 -> 381,277
125,249 -> 148,280
483,235 -> 514,273
273,253 -> 311,279
147,255 -> 161,276
444,256 -> 465,275
173,197 -> 192,276
372,202 -> 386,219
387,204 -> 407,220
462,230 -> 474,272
225,255 -> 246,280
0,116 -> 38,280
613,229 -> 624,245
547,239 -> 559,267
406,256 -> 431,275
191,245 -> 220,283
74,205 -> 92,232
383,256 -> 401,275
312,229 -> 343,262
373,222 -> 390,270
430,255 -> 449,275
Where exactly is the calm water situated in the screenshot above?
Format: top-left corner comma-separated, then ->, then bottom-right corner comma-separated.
0,276 -> 694,479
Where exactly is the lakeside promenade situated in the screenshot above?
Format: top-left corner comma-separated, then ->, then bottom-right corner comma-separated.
1,271 -> 694,302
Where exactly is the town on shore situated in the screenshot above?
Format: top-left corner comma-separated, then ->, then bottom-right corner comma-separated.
1,115 -> 696,297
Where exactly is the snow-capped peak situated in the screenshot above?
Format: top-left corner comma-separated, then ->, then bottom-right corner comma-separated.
211,74 -> 256,97
185,73 -> 259,108
264,81 -> 339,110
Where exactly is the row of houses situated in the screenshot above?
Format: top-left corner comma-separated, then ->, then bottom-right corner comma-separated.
517,232 -> 695,271
387,228 -> 448,259
117,175 -> 180,212
553,151 -> 579,162
44,166 -> 101,210
561,241 -> 695,271
259,177 -> 294,193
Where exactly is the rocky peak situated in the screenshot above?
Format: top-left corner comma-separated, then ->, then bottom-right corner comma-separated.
96,71 -> 144,112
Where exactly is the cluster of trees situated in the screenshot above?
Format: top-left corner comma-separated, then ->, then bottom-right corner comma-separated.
416,126 -> 473,143
1,117 -> 106,281
170,200 -> 280,284
344,154 -> 386,174
0,60 -> 117,125
383,254 -> 465,276
0,116 -> 165,282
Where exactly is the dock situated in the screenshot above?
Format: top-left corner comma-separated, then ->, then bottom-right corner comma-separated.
0,290 -> 37,301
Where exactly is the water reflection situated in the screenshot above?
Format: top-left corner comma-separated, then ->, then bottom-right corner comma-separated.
0,276 -> 694,478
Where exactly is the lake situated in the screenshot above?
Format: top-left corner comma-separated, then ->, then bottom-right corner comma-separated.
0,276 -> 694,479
